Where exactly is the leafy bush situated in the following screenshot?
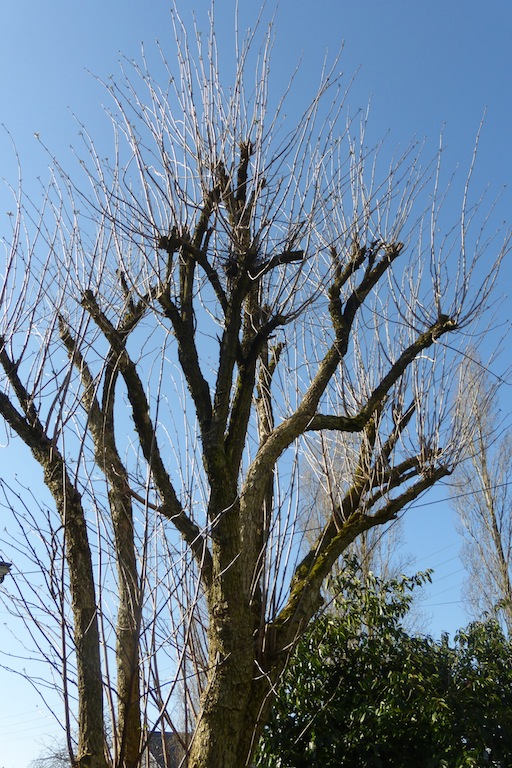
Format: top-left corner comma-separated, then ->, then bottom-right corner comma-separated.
257,561 -> 512,767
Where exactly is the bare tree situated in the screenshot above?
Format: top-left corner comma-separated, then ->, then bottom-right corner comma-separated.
0,7 -> 508,768
451,357 -> 512,634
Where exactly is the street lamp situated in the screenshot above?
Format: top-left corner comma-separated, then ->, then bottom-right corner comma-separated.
0,561 -> 11,583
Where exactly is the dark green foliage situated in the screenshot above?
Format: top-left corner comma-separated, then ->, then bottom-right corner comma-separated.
256,560 -> 512,768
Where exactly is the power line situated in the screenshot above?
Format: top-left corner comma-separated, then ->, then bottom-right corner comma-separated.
409,478 -> 512,510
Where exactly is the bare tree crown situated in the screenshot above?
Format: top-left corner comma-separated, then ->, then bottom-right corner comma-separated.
0,9 -> 509,768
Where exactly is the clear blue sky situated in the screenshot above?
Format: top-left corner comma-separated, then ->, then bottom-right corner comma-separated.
1,1 -> 511,766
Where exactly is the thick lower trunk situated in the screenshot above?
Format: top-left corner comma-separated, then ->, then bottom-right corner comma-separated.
185,476 -> 285,768
187,667 -> 274,768
186,528 -> 269,767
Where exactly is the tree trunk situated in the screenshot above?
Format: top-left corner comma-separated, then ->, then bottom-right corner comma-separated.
49,470 -> 107,768
186,479 -> 265,768
114,550 -> 142,768
187,626 -> 291,768
109,489 -> 142,768
187,658 -> 254,767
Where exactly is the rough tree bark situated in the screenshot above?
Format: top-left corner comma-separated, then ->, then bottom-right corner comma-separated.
0,8 -> 508,768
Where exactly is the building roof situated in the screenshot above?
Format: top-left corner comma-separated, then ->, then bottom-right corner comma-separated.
145,731 -> 189,768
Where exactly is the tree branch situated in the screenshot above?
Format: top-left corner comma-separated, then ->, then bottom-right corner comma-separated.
80,291 -> 213,584
269,463 -> 451,659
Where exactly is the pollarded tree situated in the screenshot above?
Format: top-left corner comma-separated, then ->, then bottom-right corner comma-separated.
0,7 -> 508,768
